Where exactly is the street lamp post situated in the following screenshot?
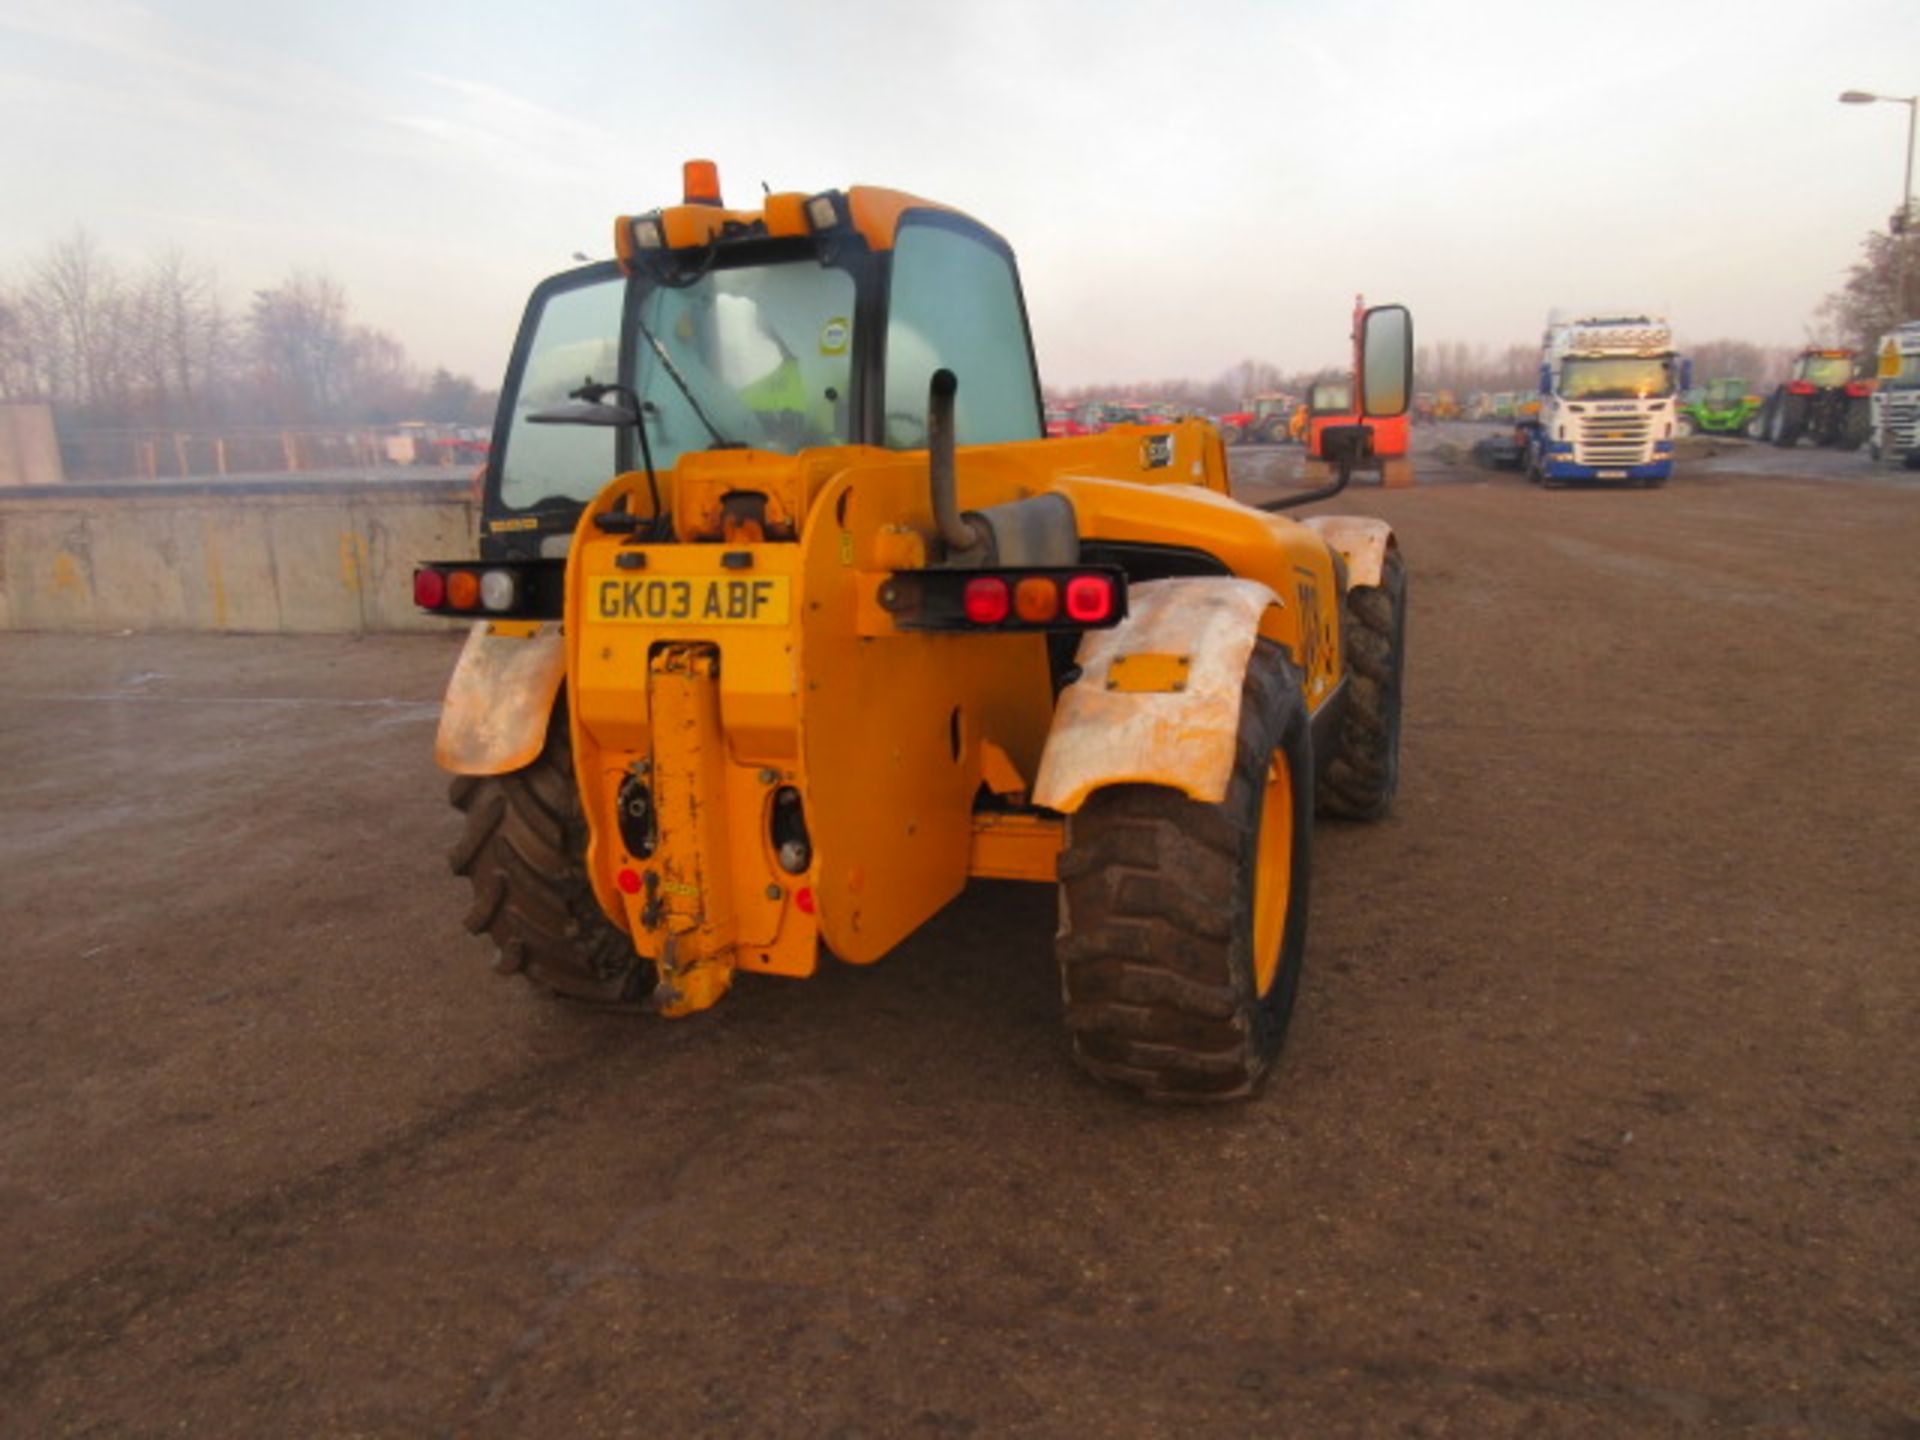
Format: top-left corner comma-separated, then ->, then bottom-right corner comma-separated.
1841,89 -> 1918,320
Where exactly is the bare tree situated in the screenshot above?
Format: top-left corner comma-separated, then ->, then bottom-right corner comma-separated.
249,272 -> 353,421
1820,227 -> 1920,356
30,229 -> 121,406
0,291 -> 39,400
138,246 -> 229,420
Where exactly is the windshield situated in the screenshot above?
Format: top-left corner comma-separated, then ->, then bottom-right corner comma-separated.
1559,356 -> 1674,401
1311,381 -> 1351,411
497,256 -> 857,511
1800,355 -> 1853,387
1703,380 -> 1748,407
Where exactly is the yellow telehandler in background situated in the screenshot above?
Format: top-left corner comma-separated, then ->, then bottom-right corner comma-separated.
416,161 -> 1410,1100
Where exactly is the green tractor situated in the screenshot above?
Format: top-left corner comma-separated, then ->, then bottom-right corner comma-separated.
1676,378 -> 1762,437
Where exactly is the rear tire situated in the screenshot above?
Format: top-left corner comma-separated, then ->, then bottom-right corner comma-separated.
1841,397 -> 1871,451
449,709 -> 654,1005
1771,393 -> 1806,446
1318,549 -> 1407,820
1056,641 -> 1313,1102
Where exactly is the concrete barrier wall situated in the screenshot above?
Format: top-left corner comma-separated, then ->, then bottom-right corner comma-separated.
0,403 -> 63,487
0,480 -> 479,633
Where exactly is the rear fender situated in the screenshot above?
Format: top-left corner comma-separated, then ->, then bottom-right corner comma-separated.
434,621 -> 567,775
1300,515 -> 1396,590
1033,577 -> 1282,812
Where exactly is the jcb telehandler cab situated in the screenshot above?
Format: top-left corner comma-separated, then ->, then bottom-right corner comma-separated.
418,161 -> 1411,1101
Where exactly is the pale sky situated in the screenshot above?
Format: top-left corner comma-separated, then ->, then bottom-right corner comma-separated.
2,0 -> 1914,387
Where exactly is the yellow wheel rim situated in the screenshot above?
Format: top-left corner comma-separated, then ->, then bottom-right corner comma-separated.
1250,751 -> 1293,997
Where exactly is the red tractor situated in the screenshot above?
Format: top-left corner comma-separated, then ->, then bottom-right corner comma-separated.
1217,392 -> 1296,445
1755,349 -> 1874,449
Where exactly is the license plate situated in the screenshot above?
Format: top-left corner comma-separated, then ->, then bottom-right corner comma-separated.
1597,469 -> 1627,479
593,575 -> 791,625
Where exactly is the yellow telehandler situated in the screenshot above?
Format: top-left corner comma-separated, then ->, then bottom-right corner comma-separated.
416,161 -> 1410,1100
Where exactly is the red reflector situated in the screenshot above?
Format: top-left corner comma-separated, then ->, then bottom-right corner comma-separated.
616,868 -> 642,895
795,886 -> 816,915
1064,574 -> 1115,622
962,576 -> 1010,625
413,569 -> 446,608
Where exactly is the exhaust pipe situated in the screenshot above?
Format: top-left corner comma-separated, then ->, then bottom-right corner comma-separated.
928,369 -> 980,555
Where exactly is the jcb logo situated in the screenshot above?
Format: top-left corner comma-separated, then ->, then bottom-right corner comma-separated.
1296,580 -> 1323,678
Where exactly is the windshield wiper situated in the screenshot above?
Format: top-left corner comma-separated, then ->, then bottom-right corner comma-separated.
634,312 -> 736,449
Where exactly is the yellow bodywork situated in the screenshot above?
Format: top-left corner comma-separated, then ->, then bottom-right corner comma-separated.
431,424 -> 1392,1022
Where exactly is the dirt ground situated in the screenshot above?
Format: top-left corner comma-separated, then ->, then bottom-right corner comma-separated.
2,454 -> 1917,1437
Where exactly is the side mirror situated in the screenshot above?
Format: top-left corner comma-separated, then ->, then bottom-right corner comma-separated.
1679,357 -> 1694,391
1538,362 -> 1551,396
1359,304 -> 1412,418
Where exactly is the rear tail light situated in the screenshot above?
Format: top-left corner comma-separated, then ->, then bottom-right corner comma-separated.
962,576 -> 1011,625
446,571 -> 481,610
1064,574 -> 1116,623
880,567 -> 1126,633
1013,577 -> 1059,623
479,569 -> 518,612
414,560 -> 565,620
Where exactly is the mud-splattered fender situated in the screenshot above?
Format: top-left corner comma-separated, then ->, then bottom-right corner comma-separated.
1300,515 -> 1396,590
434,621 -> 566,776
1033,578 -> 1282,812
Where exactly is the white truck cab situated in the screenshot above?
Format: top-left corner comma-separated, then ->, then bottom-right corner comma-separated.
1525,314 -> 1681,486
1870,321 -> 1920,467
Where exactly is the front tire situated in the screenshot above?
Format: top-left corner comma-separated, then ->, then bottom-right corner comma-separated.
1056,641 -> 1313,1102
449,710 -> 654,1005
1318,550 -> 1407,820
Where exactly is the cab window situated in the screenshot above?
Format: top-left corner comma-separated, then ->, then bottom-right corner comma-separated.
498,273 -> 622,511
884,220 -> 1041,448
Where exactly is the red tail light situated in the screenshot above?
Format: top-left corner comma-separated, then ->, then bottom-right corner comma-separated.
413,568 -> 446,608
879,567 -> 1127,633
1064,574 -> 1115,623
962,576 -> 1011,624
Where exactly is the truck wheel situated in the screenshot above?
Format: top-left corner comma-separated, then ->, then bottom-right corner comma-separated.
1675,415 -> 1695,437
1219,422 -> 1243,445
448,709 -> 654,1006
1055,641 -> 1313,1102
1318,549 -> 1407,820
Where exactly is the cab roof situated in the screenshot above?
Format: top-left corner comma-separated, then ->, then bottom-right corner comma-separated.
612,162 -> 998,270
